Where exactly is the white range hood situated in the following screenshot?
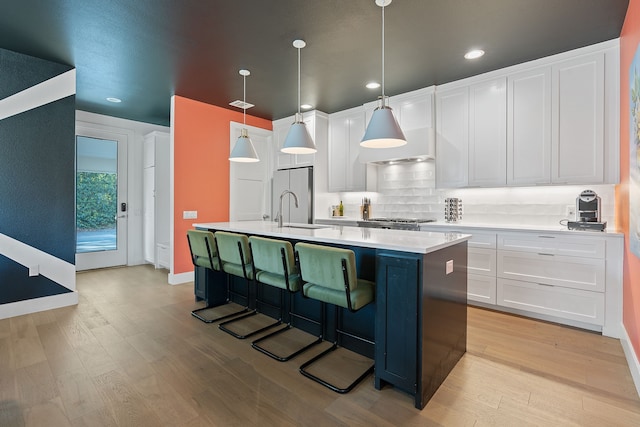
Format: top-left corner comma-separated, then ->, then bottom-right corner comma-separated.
358,126 -> 435,164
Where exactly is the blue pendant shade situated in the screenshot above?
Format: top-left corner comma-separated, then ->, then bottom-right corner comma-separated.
361,104 -> 406,148
229,128 -> 259,162
282,39 -> 317,155
361,0 -> 406,149
229,69 -> 260,163
282,112 -> 316,154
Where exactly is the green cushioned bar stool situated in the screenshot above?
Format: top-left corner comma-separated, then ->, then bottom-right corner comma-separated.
249,236 -> 322,361
215,231 -> 261,339
187,230 -> 249,323
295,242 -> 376,394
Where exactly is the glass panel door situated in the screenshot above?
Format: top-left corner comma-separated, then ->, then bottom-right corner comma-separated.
75,126 -> 127,270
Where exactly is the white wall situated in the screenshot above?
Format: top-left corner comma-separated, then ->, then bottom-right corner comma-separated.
76,111 -> 170,266
324,161 -> 616,228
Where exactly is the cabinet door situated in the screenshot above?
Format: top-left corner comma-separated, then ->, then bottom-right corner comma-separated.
328,109 -> 366,192
468,274 -> 497,305
143,166 -> 155,263
551,53 -> 605,184
375,253 -> 418,394
436,87 -> 469,188
507,67 -> 551,185
273,120 -> 295,170
328,115 -> 348,192
469,78 -> 507,186
468,247 -> 496,277
347,112 -> 366,190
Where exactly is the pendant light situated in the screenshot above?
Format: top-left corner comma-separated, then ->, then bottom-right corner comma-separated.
361,0 -> 406,148
229,69 -> 259,162
281,39 -> 317,154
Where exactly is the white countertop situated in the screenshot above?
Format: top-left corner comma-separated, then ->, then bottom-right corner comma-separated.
415,221 -> 623,237
194,221 -> 471,254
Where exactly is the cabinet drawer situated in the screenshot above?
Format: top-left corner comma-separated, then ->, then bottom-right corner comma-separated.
497,278 -> 604,326
422,228 -> 496,249
465,231 -> 496,249
497,250 -> 605,292
468,274 -> 496,305
468,247 -> 496,277
498,233 -> 605,258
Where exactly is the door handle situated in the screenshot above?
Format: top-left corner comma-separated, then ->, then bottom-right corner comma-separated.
115,214 -> 127,219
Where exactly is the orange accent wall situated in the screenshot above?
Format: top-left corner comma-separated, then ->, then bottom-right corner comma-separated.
173,96 -> 272,274
620,0 -> 640,359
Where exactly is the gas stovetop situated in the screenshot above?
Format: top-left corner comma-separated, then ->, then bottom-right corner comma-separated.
357,217 -> 436,230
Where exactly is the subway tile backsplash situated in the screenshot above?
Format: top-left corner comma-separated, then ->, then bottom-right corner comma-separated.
330,162 -> 615,227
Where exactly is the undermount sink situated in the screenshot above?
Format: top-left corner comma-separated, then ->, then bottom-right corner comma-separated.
281,223 -> 329,230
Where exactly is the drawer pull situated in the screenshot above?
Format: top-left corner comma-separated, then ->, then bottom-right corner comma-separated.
538,236 -> 556,239
538,283 -> 554,287
538,253 -> 554,256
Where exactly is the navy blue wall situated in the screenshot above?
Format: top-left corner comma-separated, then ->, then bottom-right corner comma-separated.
0,48 -> 75,304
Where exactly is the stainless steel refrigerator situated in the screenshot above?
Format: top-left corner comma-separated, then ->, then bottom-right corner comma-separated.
272,167 -> 313,224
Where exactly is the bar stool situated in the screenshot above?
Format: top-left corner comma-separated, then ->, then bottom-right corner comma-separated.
187,230 -> 249,323
215,231 -> 261,339
295,242 -> 376,393
217,235 -> 286,339
249,236 -> 322,361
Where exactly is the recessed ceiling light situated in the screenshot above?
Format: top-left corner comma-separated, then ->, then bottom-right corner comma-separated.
300,104 -> 313,110
106,97 -> 122,103
366,82 -> 381,89
464,49 -> 485,60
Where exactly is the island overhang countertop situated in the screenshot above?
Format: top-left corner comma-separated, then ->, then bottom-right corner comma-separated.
193,221 -> 471,254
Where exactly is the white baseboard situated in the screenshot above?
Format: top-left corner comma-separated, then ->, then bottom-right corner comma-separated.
621,323 -> 640,398
169,271 -> 193,285
0,291 -> 78,320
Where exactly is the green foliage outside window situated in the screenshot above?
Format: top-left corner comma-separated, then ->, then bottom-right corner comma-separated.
76,172 -> 117,230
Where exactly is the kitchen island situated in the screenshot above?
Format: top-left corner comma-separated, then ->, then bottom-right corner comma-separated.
193,221 -> 470,409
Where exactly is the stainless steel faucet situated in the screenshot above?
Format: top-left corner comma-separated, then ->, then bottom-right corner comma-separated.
277,190 -> 299,227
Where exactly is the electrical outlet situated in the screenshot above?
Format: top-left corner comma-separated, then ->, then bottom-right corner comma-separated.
183,210 -> 198,219
565,205 -> 576,218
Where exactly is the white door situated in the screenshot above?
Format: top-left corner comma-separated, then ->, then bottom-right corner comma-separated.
75,125 -> 128,270
230,122 -> 272,221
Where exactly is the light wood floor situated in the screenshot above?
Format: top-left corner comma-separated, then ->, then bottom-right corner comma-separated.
0,265 -> 639,426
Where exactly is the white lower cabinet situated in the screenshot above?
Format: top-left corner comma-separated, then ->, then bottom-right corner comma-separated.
467,247 -> 497,304
496,231 -> 607,330
497,278 -> 604,326
468,274 -> 497,305
420,226 -> 621,336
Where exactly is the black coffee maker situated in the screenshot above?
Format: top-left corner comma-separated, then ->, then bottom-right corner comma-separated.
568,189 -> 606,231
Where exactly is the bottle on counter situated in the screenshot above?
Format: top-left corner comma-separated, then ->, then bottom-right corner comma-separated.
339,200 -> 344,216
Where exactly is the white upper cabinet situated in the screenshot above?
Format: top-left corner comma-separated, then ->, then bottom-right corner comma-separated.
469,77 -> 507,186
435,86 -> 469,188
273,111 -> 327,170
436,77 -> 507,188
435,39 -> 618,188
507,67 -> 552,185
551,53 -> 605,184
328,106 -> 373,192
